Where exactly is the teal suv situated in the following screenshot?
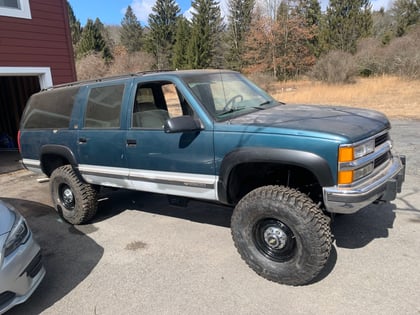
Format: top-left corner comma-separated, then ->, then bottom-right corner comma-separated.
18,70 -> 405,285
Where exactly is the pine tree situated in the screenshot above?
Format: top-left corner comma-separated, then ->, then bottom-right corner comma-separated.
147,0 -> 180,70
188,0 -> 224,69
295,0 -> 322,56
172,17 -> 191,69
120,6 -> 143,53
77,19 -> 113,62
391,0 -> 420,36
226,0 -> 255,70
321,0 -> 373,53
67,1 -> 81,46
94,18 -> 115,52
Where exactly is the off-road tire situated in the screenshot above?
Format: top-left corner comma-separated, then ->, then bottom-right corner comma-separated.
231,185 -> 332,286
50,165 -> 98,225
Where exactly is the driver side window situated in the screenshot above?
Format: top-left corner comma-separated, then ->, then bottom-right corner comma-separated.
132,82 -> 195,129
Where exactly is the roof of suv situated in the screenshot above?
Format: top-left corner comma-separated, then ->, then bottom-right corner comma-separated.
47,69 -> 236,91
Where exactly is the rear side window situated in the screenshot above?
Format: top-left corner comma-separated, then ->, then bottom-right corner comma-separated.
21,86 -> 79,129
84,84 -> 125,128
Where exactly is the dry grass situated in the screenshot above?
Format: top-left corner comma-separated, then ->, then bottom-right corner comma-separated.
271,76 -> 420,119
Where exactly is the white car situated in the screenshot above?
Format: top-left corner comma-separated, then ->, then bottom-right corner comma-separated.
0,200 -> 45,314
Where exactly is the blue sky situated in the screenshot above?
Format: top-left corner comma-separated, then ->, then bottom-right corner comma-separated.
68,0 -> 394,26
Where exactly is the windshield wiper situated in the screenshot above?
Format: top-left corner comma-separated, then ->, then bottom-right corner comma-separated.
217,106 -> 247,117
252,100 -> 272,110
259,100 -> 271,107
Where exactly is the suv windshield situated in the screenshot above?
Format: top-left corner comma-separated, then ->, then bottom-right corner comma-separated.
183,72 -> 278,121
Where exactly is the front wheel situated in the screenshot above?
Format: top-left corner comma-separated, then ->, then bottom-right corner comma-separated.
231,185 -> 332,286
50,165 -> 98,225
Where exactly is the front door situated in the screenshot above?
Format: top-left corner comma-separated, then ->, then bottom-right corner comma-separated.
125,80 -> 217,200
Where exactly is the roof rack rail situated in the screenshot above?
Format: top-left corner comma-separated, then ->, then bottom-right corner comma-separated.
136,69 -> 174,75
42,73 -> 138,91
42,69 -> 176,91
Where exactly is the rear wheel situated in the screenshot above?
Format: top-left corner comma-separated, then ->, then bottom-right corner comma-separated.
50,165 -> 98,224
231,185 -> 332,286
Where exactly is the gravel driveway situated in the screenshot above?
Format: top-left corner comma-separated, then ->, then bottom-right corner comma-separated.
0,119 -> 419,315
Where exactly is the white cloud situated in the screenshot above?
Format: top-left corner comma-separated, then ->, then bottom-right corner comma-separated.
183,0 -> 229,22
122,0 -> 156,25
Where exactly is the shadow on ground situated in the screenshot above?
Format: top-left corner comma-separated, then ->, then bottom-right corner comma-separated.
332,202 -> 396,249
3,198 -> 103,315
93,188 -> 233,228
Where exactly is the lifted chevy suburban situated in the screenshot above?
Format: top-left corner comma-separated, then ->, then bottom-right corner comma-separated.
18,70 -> 405,285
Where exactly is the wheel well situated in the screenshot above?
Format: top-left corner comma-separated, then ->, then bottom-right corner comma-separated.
227,162 -> 322,205
41,154 -> 69,177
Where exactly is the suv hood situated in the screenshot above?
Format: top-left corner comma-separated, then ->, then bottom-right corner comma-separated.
229,104 -> 390,142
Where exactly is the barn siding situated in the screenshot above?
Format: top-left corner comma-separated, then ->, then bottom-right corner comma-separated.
0,0 -> 76,84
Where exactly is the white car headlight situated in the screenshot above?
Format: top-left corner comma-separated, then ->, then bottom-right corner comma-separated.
4,214 -> 30,258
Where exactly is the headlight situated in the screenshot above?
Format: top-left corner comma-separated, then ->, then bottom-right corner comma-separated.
4,214 -> 29,258
339,139 -> 375,162
338,139 -> 376,185
354,140 -> 375,159
338,163 -> 374,184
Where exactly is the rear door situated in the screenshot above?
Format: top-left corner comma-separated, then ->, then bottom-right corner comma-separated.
77,81 -> 130,188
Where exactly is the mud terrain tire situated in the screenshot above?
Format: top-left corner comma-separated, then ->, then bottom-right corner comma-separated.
231,185 -> 332,286
50,165 -> 98,225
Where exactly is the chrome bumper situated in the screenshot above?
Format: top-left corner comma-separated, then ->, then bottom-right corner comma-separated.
323,155 -> 406,214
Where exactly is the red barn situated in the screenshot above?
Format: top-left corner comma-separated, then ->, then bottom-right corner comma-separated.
0,0 -> 76,148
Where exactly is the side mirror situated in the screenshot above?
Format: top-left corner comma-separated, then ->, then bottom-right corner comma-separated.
164,116 -> 202,133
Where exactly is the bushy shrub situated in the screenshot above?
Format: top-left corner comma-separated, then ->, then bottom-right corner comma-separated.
311,51 -> 358,84
355,25 -> 420,79
247,72 -> 276,93
76,51 -> 155,80
108,51 -> 155,76
382,26 -> 420,79
355,38 -> 384,77
76,52 -> 108,80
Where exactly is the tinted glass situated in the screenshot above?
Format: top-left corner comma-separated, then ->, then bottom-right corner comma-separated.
21,86 -> 79,129
84,84 -> 125,128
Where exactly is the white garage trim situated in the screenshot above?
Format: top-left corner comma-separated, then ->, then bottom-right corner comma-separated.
0,67 -> 53,89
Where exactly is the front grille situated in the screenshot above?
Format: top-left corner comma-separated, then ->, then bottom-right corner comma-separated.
375,132 -> 390,147
375,151 -> 391,168
0,291 -> 16,308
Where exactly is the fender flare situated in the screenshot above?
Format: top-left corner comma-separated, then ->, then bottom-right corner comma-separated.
40,145 -> 78,175
217,147 -> 334,204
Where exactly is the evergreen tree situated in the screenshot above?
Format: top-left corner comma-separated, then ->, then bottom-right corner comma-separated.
172,17 -> 191,69
94,18 -> 115,52
120,6 -> 143,53
226,0 -> 255,70
67,1 -> 81,45
321,0 -> 373,53
188,0 -> 224,69
391,0 -> 420,36
147,0 -> 180,69
295,0 -> 322,56
77,19 -> 113,62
